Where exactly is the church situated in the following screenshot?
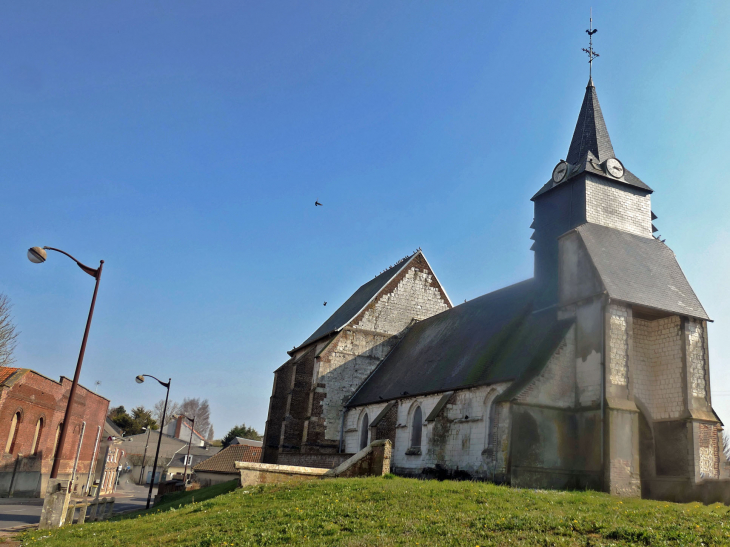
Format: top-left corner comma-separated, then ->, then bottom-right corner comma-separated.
261,74 -> 727,501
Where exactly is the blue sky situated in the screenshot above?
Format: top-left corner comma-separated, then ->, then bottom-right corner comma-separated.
2,1 -> 730,437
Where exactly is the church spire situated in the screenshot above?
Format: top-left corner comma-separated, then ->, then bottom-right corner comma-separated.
567,12 -> 614,164
566,78 -> 615,164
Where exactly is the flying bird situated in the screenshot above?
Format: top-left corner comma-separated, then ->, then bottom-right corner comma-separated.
323,301 -> 327,306
315,200 -> 323,206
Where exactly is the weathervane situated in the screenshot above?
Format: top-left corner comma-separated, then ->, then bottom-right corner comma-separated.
582,9 -> 599,79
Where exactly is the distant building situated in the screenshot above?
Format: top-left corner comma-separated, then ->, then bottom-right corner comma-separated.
0,368 -> 109,497
194,444 -> 262,486
163,415 -> 205,447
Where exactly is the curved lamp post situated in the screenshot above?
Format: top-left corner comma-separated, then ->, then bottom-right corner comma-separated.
175,414 -> 196,486
28,246 -> 103,480
136,374 -> 171,509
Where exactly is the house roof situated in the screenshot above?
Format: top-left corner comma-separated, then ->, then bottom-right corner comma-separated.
574,223 -> 709,320
348,279 -> 573,406
291,251 -> 424,353
168,446 -> 220,469
0,367 -> 19,385
230,438 -> 263,447
193,444 -> 262,474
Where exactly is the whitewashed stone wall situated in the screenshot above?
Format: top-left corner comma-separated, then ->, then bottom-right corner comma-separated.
516,327 -> 576,408
344,383 -> 510,477
609,304 -> 629,386
316,261 -> 450,441
687,321 -> 708,399
633,316 -> 684,419
355,266 -> 449,334
585,178 -> 652,237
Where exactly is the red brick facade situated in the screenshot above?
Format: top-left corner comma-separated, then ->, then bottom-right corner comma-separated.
0,368 -> 109,497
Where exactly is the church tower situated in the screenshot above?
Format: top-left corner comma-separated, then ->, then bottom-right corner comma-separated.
531,77 -> 654,309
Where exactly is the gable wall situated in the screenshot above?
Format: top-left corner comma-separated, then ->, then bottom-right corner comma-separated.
303,254 -> 451,451
584,176 -> 652,237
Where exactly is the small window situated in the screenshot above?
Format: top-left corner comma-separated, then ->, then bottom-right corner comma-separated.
359,413 -> 369,450
410,407 -> 422,448
183,454 -> 193,465
5,411 -> 21,454
31,418 -> 44,455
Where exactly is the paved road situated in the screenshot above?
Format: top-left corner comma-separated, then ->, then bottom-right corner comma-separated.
0,479 -> 157,529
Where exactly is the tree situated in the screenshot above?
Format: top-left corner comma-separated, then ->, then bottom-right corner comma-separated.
0,294 -> 19,367
179,398 -> 211,439
207,425 -> 215,442
724,431 -> 730,462
108,405 -> 158,435
153,399 -> 181,429
222,424 -> 261,448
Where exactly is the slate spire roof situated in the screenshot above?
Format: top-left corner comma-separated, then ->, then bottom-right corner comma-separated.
566,78 -> 615,164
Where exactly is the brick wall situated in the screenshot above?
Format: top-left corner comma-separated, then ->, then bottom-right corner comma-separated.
698,423 -> 719,479
0,370 -> 108,497
585,177 -> 652,237
516,327 -> 576,408
633,316 -> 684,419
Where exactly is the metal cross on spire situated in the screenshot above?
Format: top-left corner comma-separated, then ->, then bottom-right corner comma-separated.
582,9 -> 599,79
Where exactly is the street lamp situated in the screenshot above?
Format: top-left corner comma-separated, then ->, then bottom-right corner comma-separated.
136,374 -> 171,509
28,246 -> 104,480
175,414 -> 196,486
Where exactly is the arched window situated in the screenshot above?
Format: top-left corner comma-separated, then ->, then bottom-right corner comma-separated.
31,418 -> 44,455
52,423 -> 62,459
485,398 -> 498,454
410,407 -> 422,448
5,411 -> 21,454
359,413 -> 369,450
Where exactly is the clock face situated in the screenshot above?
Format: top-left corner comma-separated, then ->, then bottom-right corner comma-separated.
605,158 -> 624,179
552,161 -> 569,184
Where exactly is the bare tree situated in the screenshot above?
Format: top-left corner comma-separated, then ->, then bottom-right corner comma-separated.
724,431 -> 730,462
206,425 -> 215,442
179,398 -> 211,438
153,399 -> 181,429
0,295 -> 18,367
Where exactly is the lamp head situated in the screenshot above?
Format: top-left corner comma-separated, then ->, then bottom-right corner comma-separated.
135,375 -> 145,384
28,247 -> 47,264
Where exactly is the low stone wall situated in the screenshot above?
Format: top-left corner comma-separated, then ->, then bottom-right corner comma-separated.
235,440 -> 391,487
644,478 -> 730,505
277,452 -> 352,469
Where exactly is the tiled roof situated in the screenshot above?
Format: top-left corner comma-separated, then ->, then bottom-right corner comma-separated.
576,223 -> 709,320
0,367 -> 20,385
193,445 -> 262,474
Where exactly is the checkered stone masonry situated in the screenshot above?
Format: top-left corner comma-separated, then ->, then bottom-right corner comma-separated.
687,321 -> 707,399
609,304 -> 629,386
585,178 -> 652,238
699,423 -> 719,479
632,316 -> 684,419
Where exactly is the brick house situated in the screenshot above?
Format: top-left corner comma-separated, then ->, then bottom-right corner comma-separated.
0,368 -> 109,497
262,77 -> 727,503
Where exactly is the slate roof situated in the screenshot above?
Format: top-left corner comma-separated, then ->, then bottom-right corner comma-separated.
575,223 -> 710,320
567,78 -> 615,164
533,80 -> 652,200
194,444 -> 262,474
348,279 -> 574,406
292,251 -> 421,352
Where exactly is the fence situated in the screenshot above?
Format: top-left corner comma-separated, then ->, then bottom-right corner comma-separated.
63,496 -> 116,525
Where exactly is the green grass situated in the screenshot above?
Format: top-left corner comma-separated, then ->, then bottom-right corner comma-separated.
19,477 -> 730,546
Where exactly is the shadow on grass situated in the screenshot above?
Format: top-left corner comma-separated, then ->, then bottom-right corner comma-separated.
113,480 -> 239,521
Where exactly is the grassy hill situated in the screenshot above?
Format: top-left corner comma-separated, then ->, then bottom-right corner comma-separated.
18,476 -> 730,546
